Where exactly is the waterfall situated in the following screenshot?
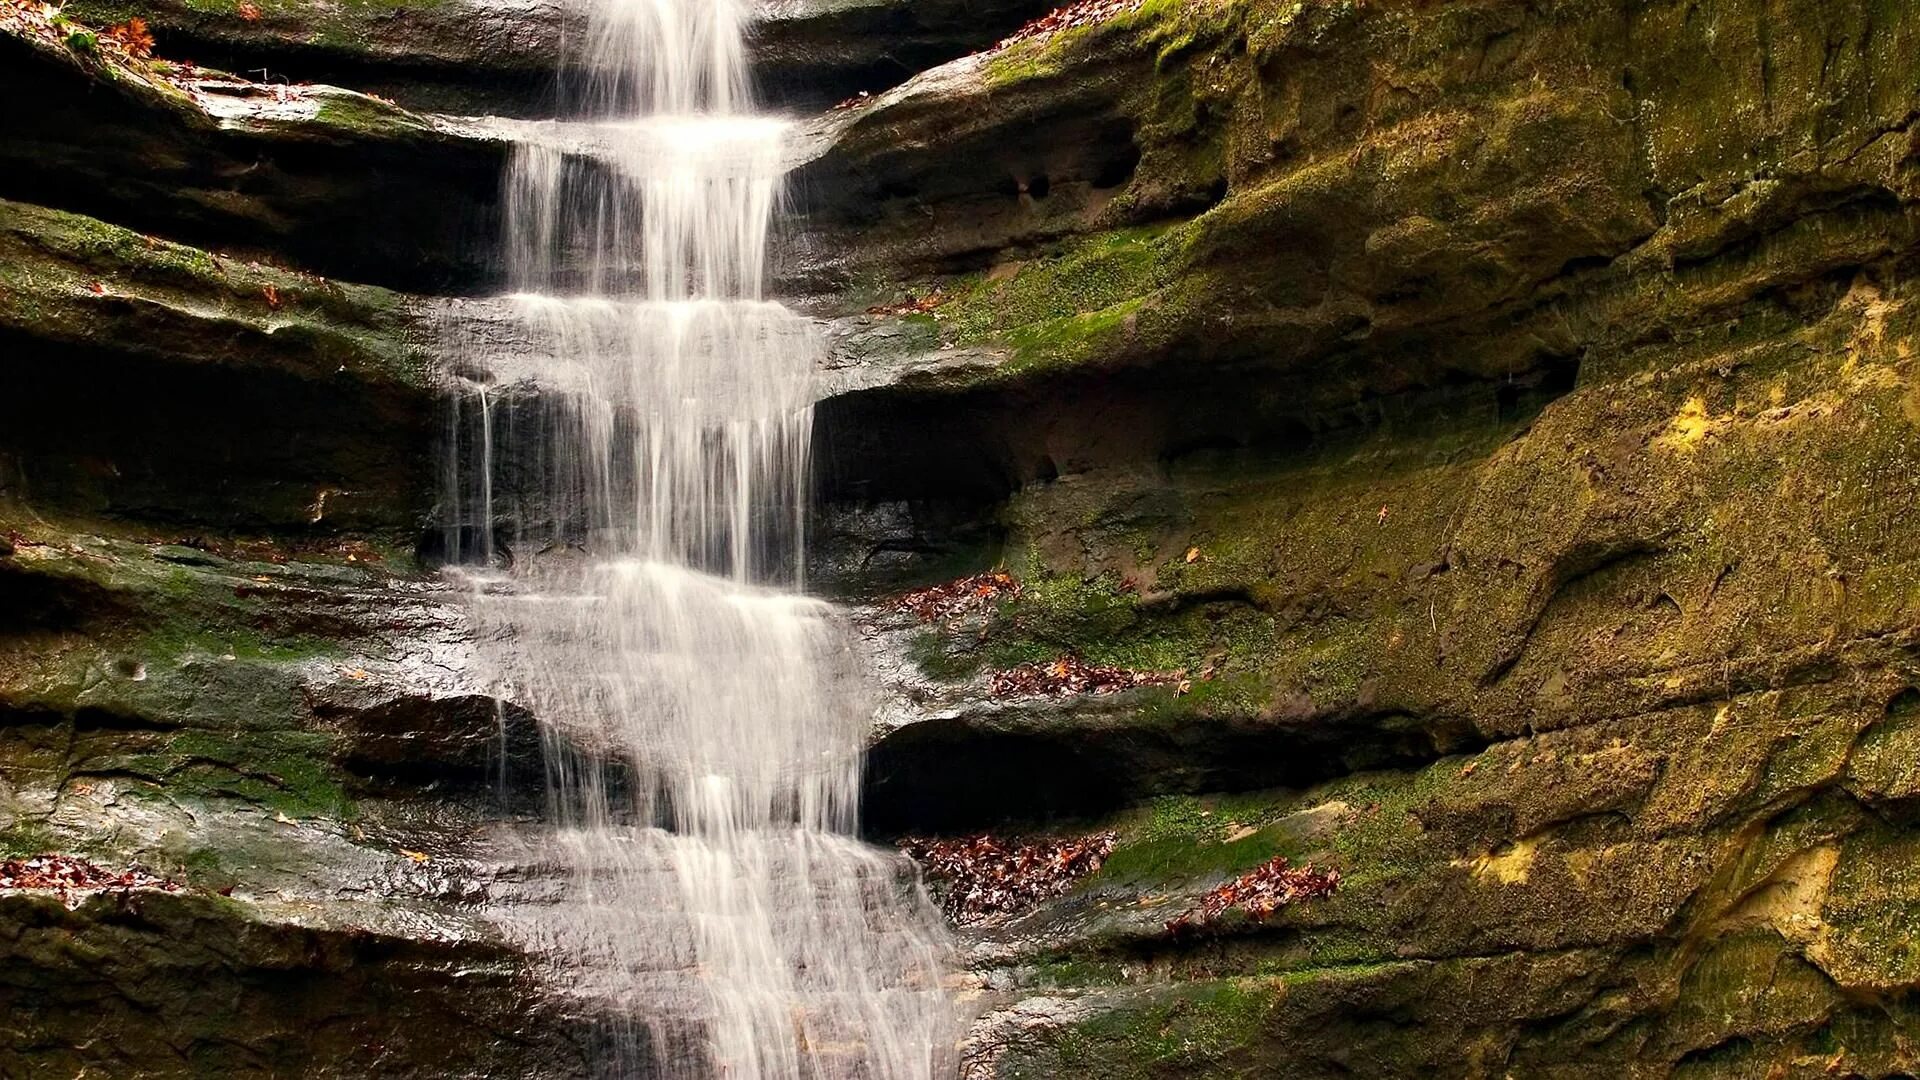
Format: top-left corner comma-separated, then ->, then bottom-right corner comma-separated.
443,2 -> 957,1075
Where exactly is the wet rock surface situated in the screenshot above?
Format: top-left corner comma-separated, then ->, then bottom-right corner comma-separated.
55,0 -> 1061,115
0,27 -> 508,293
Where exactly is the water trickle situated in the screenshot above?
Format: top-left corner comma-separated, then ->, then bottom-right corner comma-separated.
443,3 -> 956,1075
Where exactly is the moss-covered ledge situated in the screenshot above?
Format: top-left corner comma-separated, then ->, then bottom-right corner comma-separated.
948,656 -> 1920,1077
0,18 -> 510,291
58,0 -> 1062,114
0,199 -> 444,530
0,887 -> 585,1077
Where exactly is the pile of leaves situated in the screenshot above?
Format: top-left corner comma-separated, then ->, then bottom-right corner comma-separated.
894,570 -> 1020,623
102,15 -> 153,57
0,855 -> 181,910
988,655 -> 1183,698
901,832 -> 1117,924
865,290 -> 947,318
993,0 -> 1145,52
1165,856 -> 1339,934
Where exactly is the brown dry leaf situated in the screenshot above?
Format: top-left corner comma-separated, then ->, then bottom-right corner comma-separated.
992,0 -> 1144,53
866,290 -> 946,317
901,832 -> 1116,924
87,280 -> 106,295
261,283 -> 282,310
342,668 -> 370,680
399,849 -> 430,865
988,656 -> 1182,699
1165,856 -> 1339,934
0,854 -> 180,910
237,1 -> 261,20
1185,546 -> 1201,563
105,17 -> 153,59
892,570 -> 1020,624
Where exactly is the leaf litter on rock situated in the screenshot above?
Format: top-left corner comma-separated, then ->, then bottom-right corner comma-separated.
900,832 -> 1117,925
993,0 -> 1146,53
892,570 -> 1020,624
988,655 -> 1184,698
1164,856 -> 1339,935
0,855 -> 181,910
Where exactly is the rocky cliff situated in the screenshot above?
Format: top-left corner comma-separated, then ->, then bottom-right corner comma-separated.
1,0 -> 1916,1076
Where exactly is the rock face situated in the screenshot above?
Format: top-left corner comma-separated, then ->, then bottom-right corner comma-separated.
57,0 -> 1061,114
2,0 -> 1918,1077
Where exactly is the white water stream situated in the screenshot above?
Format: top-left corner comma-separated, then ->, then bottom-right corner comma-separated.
443,3 -> 957,1075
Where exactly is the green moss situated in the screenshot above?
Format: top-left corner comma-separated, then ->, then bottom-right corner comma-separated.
1087,790 -> 1305,889
931,225 -> 1185,380
0,198 -> 430,389
116,728 -> 354,819
0,821 -> 65,859
1009,978 -> 1282,1079
312,91 -> 432,138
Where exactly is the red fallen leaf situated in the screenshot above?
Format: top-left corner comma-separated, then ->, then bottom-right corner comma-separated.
105,17 -> 154,59
0,854 -> 181,910
87,280 -> 106,295
892,570 -> 1020,624
866,290 -> 946,317
901,832 -> 1116,924
992,0 -> 1145,54
261,283 -> 282,310
237,1 -> 261,21
1164,856 -> 1339,935
988,655 -> 1183,699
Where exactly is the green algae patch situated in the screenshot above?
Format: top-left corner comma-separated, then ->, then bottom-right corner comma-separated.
931,224 -> 1182,379
310,88 -> 437,139
1000,977 -> 1286,1079
114,728 -> 356,820
0,198 -> 431,390
1088,793 -> 1303,888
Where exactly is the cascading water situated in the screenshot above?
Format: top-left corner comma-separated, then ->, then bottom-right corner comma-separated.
442,3 -> 957,1075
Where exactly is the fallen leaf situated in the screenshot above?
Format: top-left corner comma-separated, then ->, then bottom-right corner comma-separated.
399,849 -> 430,865
0,854 -> 180,909
901,832 -> 1116,924
891,570 -> 1020,623
992,0 -> 1145,53
1185,547 -> 1201,563
87,280 -> 106,295
105,17 -> 153,58
988,655 -> 1181,699
237,1 -> 261,20
1165,856 -> 1339,934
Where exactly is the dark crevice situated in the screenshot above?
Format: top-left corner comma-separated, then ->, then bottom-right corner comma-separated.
863,705 -> 1490,837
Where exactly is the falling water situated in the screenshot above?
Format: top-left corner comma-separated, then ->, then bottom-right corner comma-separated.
443,2 -> 956,1075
